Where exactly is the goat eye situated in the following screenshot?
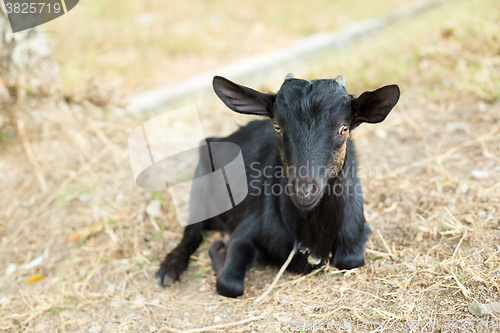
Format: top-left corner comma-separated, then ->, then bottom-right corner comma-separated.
338,125 -> 348,135
274,124 -> 281,133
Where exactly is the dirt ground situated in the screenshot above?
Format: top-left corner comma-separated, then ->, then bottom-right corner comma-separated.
1,85 -> 499,333
1,0 -> 500,332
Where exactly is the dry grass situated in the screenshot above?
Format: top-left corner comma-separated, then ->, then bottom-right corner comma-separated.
305,0 -> 500,100
43,0 -> 414,95
1,0 -> 500,332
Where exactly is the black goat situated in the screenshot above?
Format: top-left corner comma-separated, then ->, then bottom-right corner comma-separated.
156,74 -> 400,298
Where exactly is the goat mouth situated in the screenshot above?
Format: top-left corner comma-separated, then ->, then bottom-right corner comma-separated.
293,191 -> 323,210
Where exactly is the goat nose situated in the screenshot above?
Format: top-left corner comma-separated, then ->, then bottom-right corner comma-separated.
295,178 -> 318,198
297,184 -> 313,197
290,177 -> 321,208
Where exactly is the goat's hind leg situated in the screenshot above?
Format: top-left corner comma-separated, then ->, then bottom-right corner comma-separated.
209,230 -> 256,298
156,221 -> 205,286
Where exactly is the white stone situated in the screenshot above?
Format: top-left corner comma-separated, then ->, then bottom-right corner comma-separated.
78,193 -> 91,202
5,264 -> 16,276
272,312 -> 292,323
115,193 -> 124,203
146,200 -> 162,217
137,13 -> 153,26
88,326 -> 103,333
280,298 -> 291,305
478,101 -> 487,112
106,283 -> 117,293
445,122 -> 467,132
472,170 -> 489,179
375,129 -> 388,138
110,300 -> 122,308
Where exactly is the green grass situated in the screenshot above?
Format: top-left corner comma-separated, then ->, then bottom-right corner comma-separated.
0,133 -> 8,143
44,0 -> 414,94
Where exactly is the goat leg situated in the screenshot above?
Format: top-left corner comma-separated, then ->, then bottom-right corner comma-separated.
156,221 -> 205,286
210,236 -> 255,298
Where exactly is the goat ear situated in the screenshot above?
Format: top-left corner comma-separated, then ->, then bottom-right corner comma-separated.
351,85 -> 400,128
213,76 -> 275,117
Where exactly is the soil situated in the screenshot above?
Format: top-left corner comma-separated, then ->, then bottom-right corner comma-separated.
0,82 -> 499,332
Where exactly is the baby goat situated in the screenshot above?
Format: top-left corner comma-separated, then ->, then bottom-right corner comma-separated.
156,74 -> 400,297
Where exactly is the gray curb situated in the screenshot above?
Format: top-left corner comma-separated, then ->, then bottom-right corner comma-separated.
126,0 -> 442,113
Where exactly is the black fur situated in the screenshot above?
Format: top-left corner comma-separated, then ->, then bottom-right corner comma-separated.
156,75 -> 400,297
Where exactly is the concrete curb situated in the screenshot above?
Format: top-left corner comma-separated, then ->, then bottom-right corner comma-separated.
126,0 -> 443,113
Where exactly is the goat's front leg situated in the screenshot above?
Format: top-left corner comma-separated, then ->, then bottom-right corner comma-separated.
156,222 -> 204,286
209,233 -> 255,298
331,222 -> 371,270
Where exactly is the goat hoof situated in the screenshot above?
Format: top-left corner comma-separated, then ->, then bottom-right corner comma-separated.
216,274 -> 244,298
216,280 -> 244,298
155,268 -> 178,286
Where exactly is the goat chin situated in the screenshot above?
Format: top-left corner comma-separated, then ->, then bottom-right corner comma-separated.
290,189 -> 324,210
